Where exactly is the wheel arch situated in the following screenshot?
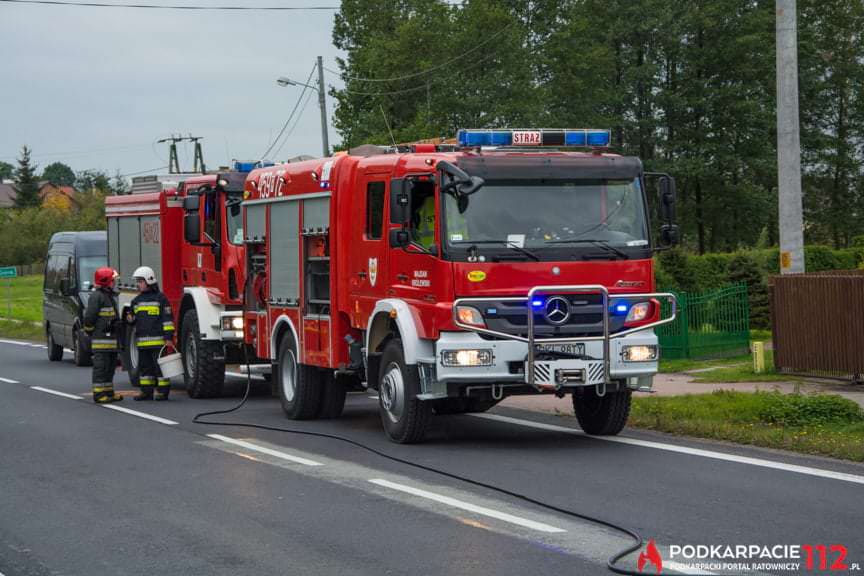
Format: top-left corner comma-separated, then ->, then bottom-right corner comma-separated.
365,299 -> 433,364
270,315 -> 300,361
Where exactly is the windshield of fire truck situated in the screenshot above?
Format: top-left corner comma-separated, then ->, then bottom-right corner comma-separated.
226,197 -> 243,245
442,178 -> 649,257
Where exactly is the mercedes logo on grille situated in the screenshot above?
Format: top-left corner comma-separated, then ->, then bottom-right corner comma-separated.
544,296 -> 571,325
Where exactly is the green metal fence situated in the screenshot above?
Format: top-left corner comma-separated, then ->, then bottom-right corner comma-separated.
657,284 -> 750,360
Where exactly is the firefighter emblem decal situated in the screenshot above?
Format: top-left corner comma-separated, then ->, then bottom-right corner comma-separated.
369,257 -> 378,287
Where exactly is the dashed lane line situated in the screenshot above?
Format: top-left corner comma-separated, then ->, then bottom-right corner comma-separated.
30,386 -> 84,400
207,434 -> 323,466
0,377 -> 20,384
368,478 -> 567,534
101,405 -> 178,425
472,413 -> 864,486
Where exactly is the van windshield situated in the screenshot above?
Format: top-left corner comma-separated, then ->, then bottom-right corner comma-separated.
78,256 -> 106,290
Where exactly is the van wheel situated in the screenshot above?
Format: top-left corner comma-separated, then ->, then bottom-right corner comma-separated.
276,336 -> 320,419
378,339 -> 431,444
47,329 -> 63,362
317,372 -> 347,419
72,327 -> 92,367
181,309 -> 225,398
572,388 -> 631,435
120,324 -> 140,387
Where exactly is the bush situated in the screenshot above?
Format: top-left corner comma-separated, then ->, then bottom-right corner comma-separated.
757,392 -> 864,427
727,252 -> 769,329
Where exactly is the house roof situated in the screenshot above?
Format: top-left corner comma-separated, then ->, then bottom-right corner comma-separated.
0,183 -> 16,208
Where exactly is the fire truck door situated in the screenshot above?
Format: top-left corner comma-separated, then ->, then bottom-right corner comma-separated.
197,190 -> 222,288
389,179 -> 438,305
349,177 -> 389,327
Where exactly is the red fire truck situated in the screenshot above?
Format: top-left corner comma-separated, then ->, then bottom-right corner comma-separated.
242,128 -> 679,443
105,165 -> 260,397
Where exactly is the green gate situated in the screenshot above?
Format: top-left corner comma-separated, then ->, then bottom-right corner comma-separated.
657,284 -> 750,360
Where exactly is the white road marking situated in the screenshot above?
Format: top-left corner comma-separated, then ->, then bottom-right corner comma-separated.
225,371 -> 266,381
0,377 -> 20,384
473,413 -> 864,486
207,434 -> 323,466
0,339 -> 32,346
102,405 -> 178,425
30,386 -> 83,400
369,478 -> 567,534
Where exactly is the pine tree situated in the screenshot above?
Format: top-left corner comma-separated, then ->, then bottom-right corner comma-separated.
13,146 -> 40,208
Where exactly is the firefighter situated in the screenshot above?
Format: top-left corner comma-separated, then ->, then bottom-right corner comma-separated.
126,266 -> 175,401
413,192 -> 468,249
83,267 -> 123,403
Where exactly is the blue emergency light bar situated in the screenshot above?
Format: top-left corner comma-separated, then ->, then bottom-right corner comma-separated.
457,128 -> 611,148
233,160 -> 275,172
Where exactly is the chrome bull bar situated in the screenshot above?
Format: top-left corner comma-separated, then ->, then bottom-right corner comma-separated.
453,285 -> 678,389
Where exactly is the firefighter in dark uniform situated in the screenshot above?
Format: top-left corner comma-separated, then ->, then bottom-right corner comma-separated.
127,266 -> 175,401
83,267 -> 123,403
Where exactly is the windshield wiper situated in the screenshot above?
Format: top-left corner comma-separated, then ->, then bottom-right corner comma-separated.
456,240 -> 540,262
543,238 -> 629,259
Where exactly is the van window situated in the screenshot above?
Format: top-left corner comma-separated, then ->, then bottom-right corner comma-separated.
366,182 -> 385,240
78,256 -> 105,290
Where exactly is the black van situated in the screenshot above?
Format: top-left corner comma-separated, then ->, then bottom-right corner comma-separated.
43,231 -> 107,365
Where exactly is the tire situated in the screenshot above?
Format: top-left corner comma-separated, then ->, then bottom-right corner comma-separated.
317,372 -> 347,419
181,309 -> 225,399
47,329 -> 63,362
378,339 -> 431,444
572,388 -> 631,436
120,323 -> 140,387
276,336 -> 321,419
72,327 -> 92,367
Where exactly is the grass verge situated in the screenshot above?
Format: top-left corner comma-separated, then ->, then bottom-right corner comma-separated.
630,390 -> 864,462
0,274 -> 43,322
0,319 -> 43,342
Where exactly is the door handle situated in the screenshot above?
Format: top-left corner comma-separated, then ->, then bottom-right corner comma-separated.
357,271 -> 368,278
396,273 -> 409,282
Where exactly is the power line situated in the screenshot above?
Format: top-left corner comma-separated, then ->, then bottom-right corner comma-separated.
259,63 -> 317,160
0,0 -> 337,9
118,165 -> 168,177
323,24 -> 512,83
272,83 -> 316,159
0,142 -> 152,161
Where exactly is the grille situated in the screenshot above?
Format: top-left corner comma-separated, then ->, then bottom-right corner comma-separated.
473,295 -> 625,339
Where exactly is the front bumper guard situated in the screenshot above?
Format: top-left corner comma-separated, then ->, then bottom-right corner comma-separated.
453,285 -> 677,390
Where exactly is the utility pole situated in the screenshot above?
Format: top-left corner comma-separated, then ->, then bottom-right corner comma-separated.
317,55 -> 330,157
776,0 -> 805,274
157,134 -> 206,174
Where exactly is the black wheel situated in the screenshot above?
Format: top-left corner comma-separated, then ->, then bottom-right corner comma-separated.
276,336 -> 321,419
46,328 -> 63,362
378,339 -> 431,444
317,372 -> 347,419
181,309 -> 225,398
572,388 -> 631,435
72,326 -> 92,367
120,323 -> 140,387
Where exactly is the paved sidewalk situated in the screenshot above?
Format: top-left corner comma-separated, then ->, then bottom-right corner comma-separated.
500,372 -> 864,414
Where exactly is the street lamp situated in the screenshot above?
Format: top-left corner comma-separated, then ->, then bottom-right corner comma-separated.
276,56 -> 329,158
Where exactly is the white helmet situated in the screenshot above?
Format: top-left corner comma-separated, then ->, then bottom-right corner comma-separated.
132,266 -> 157,285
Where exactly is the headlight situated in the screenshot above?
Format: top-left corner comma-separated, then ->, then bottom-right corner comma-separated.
441,349 -> 494,367
625,301 -> 651,323
622,345 -> 657,362
455,305 -> 486,327
221,316 -> 244,330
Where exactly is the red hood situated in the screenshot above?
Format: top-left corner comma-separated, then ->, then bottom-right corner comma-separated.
451,259 -> 654,298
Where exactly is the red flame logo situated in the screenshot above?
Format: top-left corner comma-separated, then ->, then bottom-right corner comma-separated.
638,539 -> 663,574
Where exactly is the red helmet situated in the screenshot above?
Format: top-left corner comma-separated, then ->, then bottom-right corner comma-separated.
94,267 -> 119,288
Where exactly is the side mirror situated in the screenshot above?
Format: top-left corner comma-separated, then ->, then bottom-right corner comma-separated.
390,179 -> 411,224
660,224 -> 680,246
659,175 -> 677,223
389,228 -> 411,249
184,213 -> 201,243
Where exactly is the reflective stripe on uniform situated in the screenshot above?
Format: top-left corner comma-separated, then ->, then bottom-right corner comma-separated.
134,305 -> 161,316
139,377 -> 156,385
91,340 -> 118,350
157,379 -> 170,387
99,307 -> 116,317
162,321 -> 175,331
136,337 -> 165,348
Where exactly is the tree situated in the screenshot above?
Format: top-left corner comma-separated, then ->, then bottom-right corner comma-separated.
13,146 -> 40,208
0,161 -> 13,181
75,169 -> 112,193
41,162 -> 77,187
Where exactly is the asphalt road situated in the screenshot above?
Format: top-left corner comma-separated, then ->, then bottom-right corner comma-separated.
1,338 -> 862,576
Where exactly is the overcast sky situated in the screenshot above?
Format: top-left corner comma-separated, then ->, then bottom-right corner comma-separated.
0,0 -> 345,178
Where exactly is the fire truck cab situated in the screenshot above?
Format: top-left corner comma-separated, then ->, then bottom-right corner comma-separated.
106,164 -> 261,397
243,129 -> 678,443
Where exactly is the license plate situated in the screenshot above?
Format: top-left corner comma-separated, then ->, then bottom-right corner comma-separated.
534,343 -> 585,356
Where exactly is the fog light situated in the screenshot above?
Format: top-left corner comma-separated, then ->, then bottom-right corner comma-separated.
622,345 -> 657,362
441,349 -> 493,367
